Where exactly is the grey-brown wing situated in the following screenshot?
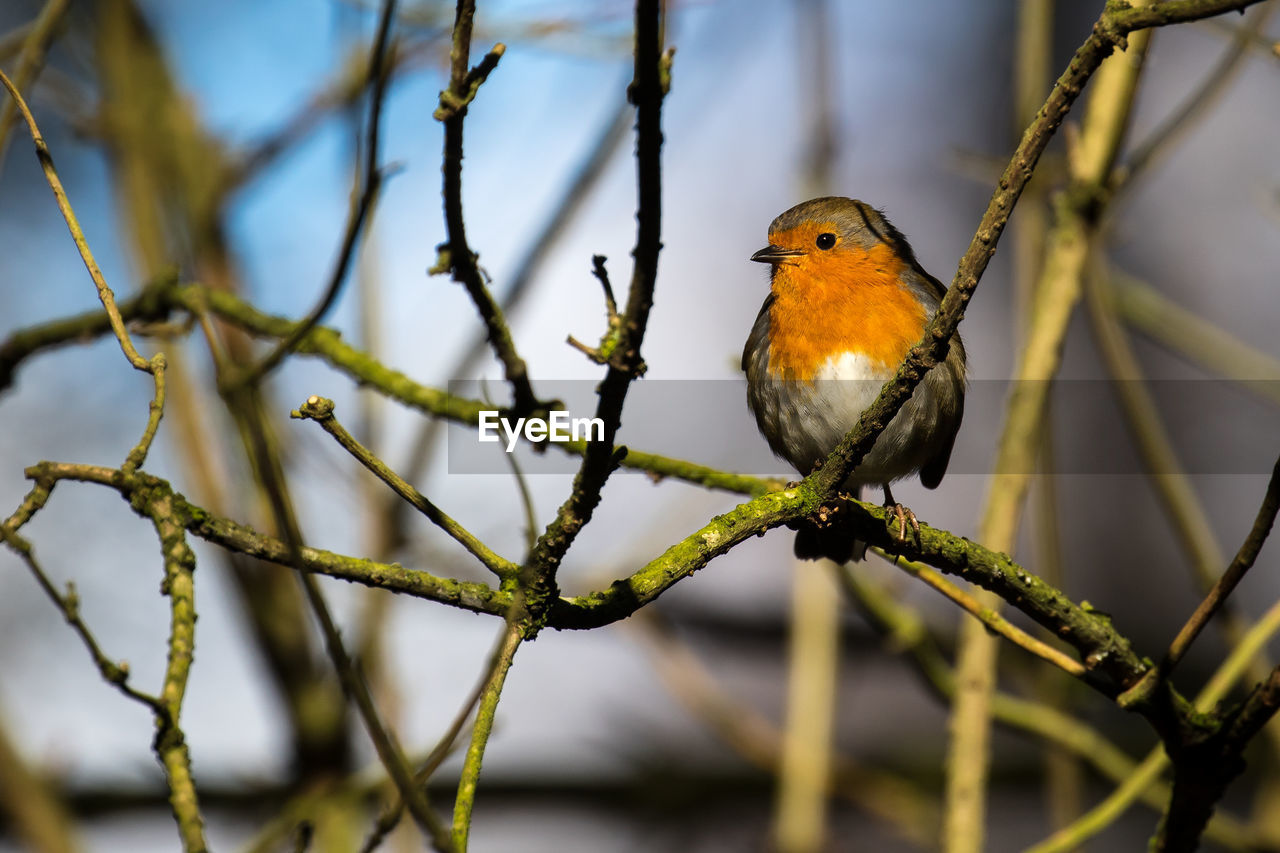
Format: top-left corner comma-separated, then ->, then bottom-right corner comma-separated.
919,336 -> 966,490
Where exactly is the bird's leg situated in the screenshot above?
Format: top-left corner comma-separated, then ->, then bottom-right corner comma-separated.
882,483 -> 920,544
805,490 -> 858,531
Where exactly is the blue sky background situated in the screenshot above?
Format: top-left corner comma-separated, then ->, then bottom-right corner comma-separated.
2,1 -> 1279,849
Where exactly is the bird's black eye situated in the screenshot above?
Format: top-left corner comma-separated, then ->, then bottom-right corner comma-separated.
815,232 -> 837,250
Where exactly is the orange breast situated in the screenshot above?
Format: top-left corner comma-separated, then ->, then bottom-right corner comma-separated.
766,241 -> 926,381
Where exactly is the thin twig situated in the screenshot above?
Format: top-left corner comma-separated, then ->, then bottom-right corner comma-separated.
360,617 -> 526,852
1141,453 -> 1280,692
478,379 -> 539,556
434,1 -> 536,415
1085,256 -> 1280,723
875,550 -> 1087,678
1028,594 -> 1280,853
226,383 -> 453,845
506,447 -> 539,557
1,488 -> 162,710
522,0 -> 669,628
198,219 -> 450,850
383,99 -> 631,559
0,0 -> 70,180
0,70 -> 150,371
176,292 -> 356,790
566,246 -> 626,364
1114,1 -> 1277,191
451,621 -> 522,850
122,353 -> 168,473
235,0 -> 398,387
0,67 -> 167,470
296,571 -> 454,851
292,395 -> 518,578
590,253 -> 618,318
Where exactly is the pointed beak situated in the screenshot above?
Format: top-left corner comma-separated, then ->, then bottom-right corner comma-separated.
750,244 -> 804,265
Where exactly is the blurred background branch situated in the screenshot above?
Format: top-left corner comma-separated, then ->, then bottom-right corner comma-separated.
2,0 -> 1278,851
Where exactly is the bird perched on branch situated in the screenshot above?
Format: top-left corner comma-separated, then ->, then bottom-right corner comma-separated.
743,197 -> 966,563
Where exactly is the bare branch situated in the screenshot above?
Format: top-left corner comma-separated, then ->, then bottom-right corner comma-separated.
0,0 -> 71,179
433,5 -> 537,416
0,67 -> 167,470
522,0 -> 670,628
234,0 -> 399,387
292,395 -> 518,578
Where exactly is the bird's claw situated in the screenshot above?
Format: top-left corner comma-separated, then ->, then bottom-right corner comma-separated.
887,502 -> 920,545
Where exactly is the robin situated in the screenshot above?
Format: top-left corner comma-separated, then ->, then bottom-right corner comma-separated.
743,197 -> 966,563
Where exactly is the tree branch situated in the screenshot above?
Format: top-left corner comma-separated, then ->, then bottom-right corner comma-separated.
234,0 -> 398,387
450,621 -> 521,850
521,0 -> 670,627
877,550 -> 1086,678
0,0 -> 71,180
292,395 -> 518,578
434,2 -> 536,416
1149,453 -> 1280,687
1,482 -> 162,710
0,67 -> 167,470
811,0 -> 1266,499
0,280 -> 781,497
839,569 -> 1259,850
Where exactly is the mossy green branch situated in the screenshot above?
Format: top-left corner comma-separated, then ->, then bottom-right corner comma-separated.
18,464 -> 208,851
451,622 -> 521,849
113,474 -> 207,850
519,0 -> 668,634
556,484 -> 813,627
24,460 -> 512,618
0,280 -> 172,392
142,487 -> 198,716
293,395 -> 519,579
1,280 -> 780,497
174,282 -> 777,496
21,447 -> 1153,700
21,457 -> 1151,697
552,487 -> 1147,693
